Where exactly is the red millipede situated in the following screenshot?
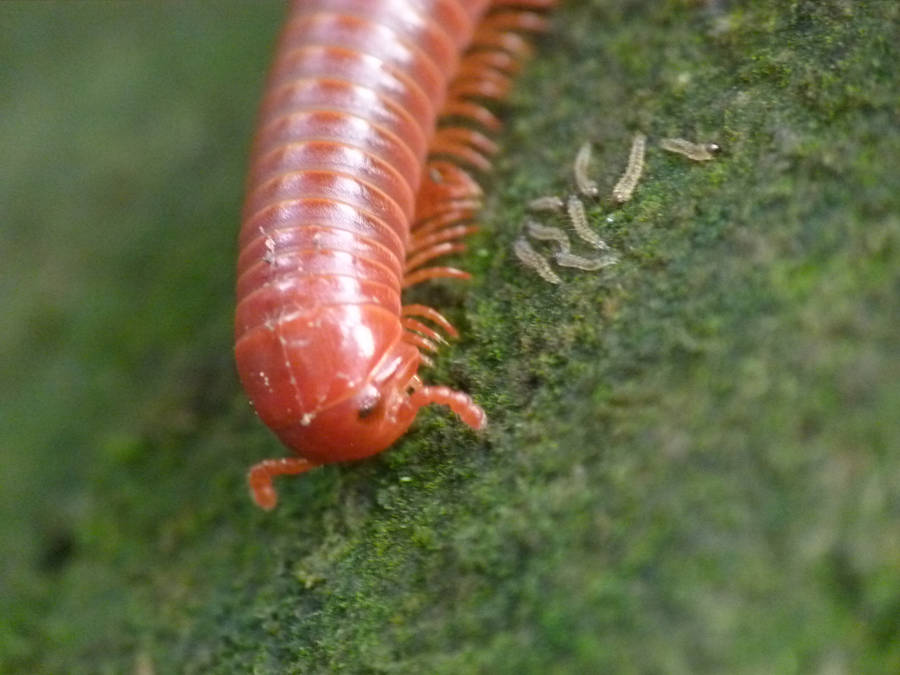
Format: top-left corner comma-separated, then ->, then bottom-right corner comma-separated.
235,0 -> 557,509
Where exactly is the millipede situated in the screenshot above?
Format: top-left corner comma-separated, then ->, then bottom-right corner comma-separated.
235,0 -> 557,509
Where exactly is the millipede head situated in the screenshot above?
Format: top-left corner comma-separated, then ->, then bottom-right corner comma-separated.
269,336 -> 426,464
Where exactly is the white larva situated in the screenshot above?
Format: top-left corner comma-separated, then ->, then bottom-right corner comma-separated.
566,195 -> 609,250
573,142 -> 600,198
527,195 -> 566,213
660,137 -> 721,161
513,237 -> 562,284
612,132 -> 646,204
525,219 -> 571,252
555,251 -> 618,271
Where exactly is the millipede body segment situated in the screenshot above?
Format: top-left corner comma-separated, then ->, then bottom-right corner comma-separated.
235,0 -> 556,509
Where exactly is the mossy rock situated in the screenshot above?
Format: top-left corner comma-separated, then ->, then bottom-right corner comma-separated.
1,1 -> 898,672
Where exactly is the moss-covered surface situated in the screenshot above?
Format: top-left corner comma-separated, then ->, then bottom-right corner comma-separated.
1,1 -> 898,672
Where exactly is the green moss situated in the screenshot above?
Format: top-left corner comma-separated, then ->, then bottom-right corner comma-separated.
1,0 -> 898,672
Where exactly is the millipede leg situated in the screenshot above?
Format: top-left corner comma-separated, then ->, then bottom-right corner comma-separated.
441,100 -> 503,131
403,331 -> 439,354
402,317 -> 449,345
491,0 -> 558,9
402,304 -> 459,338
481,10 -> 549,33
413,206 -> 481,237
448,70 -> 513,101
405,241 -> 469,273
403,266 -> 471,287
247,457 -> 318,511
410,224 -> 480,252
429,134 -> 492,170
410,385 -> 487,430
412,160 -> 482,229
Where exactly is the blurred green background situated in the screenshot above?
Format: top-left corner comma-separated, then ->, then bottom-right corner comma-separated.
1,1 -> 898,672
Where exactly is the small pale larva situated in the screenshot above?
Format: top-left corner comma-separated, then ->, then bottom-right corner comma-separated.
513,237 -> 562,284
660,137 -> 721,161
566,195 -> 609,250
525,219 -> 571,252
573,142 -> 599,198
555,250 -> 618,271
612,132 -> 646,204
527,195 -> 566,213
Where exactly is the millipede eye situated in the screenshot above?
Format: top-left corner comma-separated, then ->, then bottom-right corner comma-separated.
357,391 -> 382,419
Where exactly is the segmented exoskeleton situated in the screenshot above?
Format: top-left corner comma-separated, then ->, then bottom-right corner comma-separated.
235,0 -> 557,509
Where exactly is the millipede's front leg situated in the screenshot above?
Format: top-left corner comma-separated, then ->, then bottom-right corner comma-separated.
247,457 -> 318,511
410,385 -> 487,430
